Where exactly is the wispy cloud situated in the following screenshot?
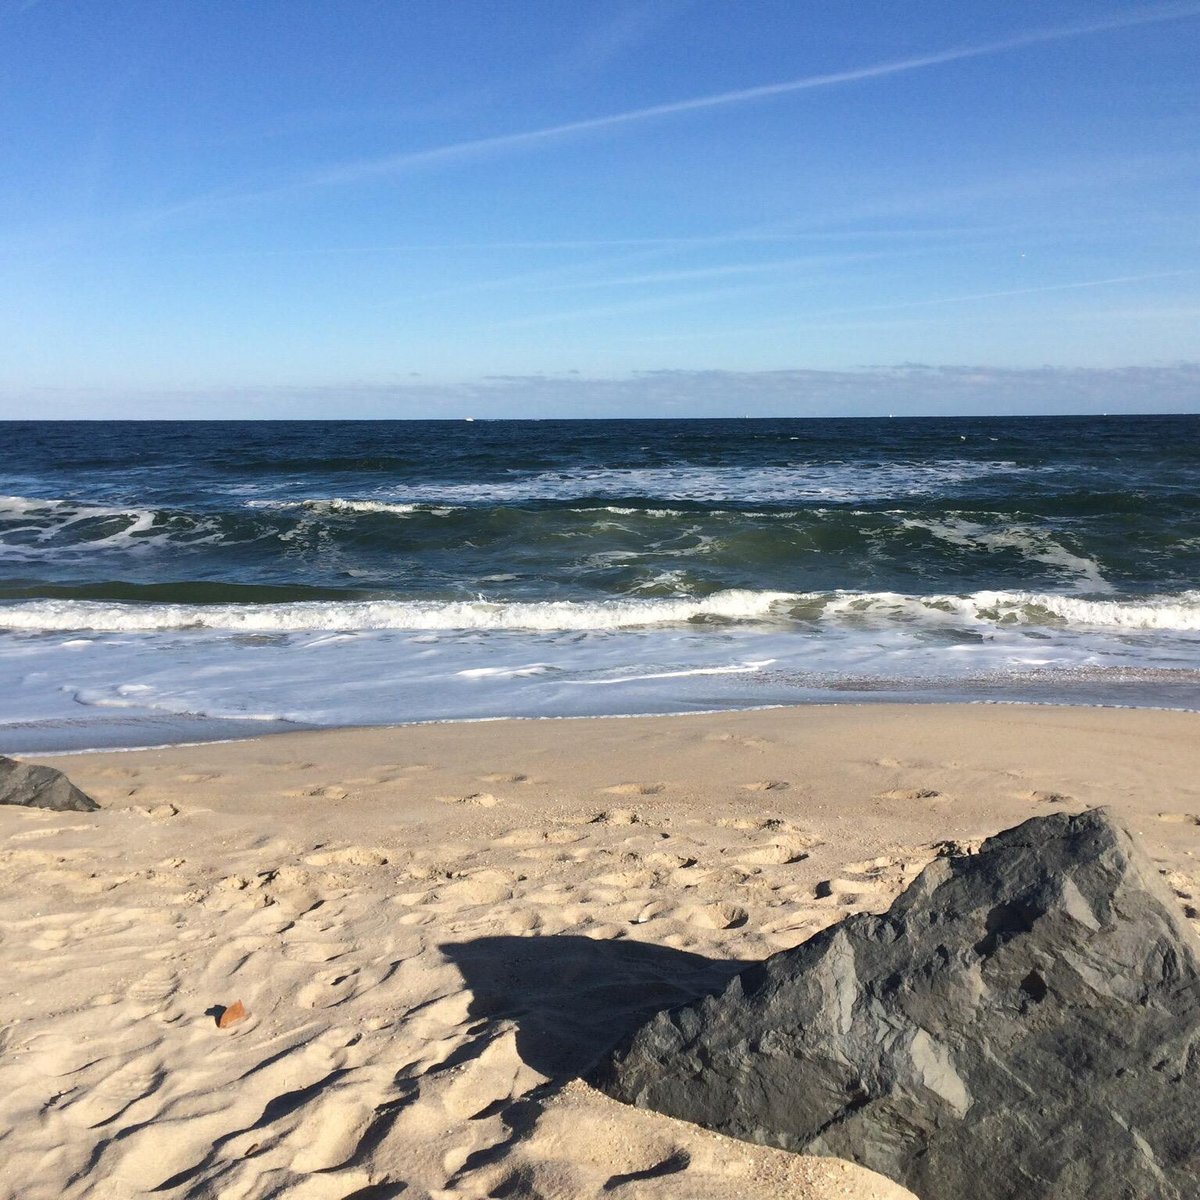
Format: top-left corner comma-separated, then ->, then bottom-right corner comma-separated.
472,268 -> 1199,336
511,249 -> 925,296
253,224 -> 1015,255
623,271 -> 1200,344
304,4 -> 1200,188
547,1 -> 691,83
409,248 -> 900,309
817,269 -> 1200,317
475,282 -> 778,330
22,9 -> 1196,251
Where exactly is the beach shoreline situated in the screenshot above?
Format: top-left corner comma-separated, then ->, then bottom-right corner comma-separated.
11,685 -> 1200,760
7,417 -> 1200,760
3,702 -> 1199,1198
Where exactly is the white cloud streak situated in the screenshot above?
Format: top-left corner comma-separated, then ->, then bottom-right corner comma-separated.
305,4 -> 1200,188
623,271 -> 1200,343
820,269 -> 1200,316
474,269 -> 1200,335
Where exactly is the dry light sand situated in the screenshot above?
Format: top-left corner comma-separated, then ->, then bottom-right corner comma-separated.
2,703 -> 1199,1200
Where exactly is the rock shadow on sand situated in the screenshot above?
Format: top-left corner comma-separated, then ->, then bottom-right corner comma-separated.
440,934 -> 742,1078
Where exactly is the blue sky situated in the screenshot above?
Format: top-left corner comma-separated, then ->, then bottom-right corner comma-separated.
1,0 -> 1197,417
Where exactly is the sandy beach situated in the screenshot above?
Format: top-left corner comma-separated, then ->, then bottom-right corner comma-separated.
3,702 -> 1199,1199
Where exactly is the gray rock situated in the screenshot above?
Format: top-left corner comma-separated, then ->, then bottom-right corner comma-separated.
592,809 -> 1200,1199
0,755 -> 98,811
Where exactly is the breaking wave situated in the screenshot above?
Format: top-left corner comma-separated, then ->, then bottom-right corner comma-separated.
3,589 -> 1199,634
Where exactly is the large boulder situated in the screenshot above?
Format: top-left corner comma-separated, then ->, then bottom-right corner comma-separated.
592,809 -> 1200,1199
0,755 -> 98,812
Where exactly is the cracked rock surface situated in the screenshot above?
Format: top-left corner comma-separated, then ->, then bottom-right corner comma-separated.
592,808 -> 1200,1200
0,755 -> 98,811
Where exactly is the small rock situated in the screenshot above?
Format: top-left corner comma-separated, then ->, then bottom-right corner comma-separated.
0,756 -> 98,812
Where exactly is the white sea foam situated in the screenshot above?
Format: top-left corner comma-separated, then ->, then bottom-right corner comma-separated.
901,517 -> 1112,590
0,495 -> 157,543
820,590 -> 1200,631
3,588 -> 1199,635
304,498 -> 426,515
457,664 -> 551,678
570,659 -> 777,685
0,494 -> 222,558
299,498 -> 458,517
259,460 -> 1038,510
0,590 -> 796,633
4,597 -> 1198,750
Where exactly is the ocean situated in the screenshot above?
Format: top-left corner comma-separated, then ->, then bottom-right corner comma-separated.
1,416 -> 1197,752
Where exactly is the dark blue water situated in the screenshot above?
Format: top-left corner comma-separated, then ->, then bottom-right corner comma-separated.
1,416 -> 1197,750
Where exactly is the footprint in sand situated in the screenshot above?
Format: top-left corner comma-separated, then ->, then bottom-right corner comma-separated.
437,792 -> 503,807
495,827 -> 583,847
504,909 -> 543,935
285,939 -> 355,964
740,780 -> 790,792
296,963 -> 390,1009
312,784 -> 350,800
478,772 -> 529,784
26,1021 -> 147,1079
842,855 -> 910,877
643,850 -> 698,870
10,824 -> 96,841
512,846 -> 574,864
717,816 -> 822,848
288,1094 -> 380,1172
878,787 -> 942,801
583,922 -> 626,940
704,732 -> 772,749
437,869 -> 517,906
685,901 -> 749,930
601,782 -> 664,796
595,868 -> 655,890
109,1027 -> 364,1189
437,1028 -> 542,1122
814,874 -> 897,909
734,842 -> 810,866
127,967 -> 179,1008
63,1053 -> 166,1129
591,809 -> 643,826
626,900 -> 673,925
1157,813 -> 1200,825
29,927 -> 74,952
304,846 -> 389,867
266,864 -> 312,889
761,906 -> 834,946
1022,789 -> 1073,804
718,815 -> 782,831
346,772 -> 406,786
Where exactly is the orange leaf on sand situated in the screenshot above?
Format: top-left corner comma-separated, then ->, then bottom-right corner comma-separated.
218,1000 -> 247,1028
